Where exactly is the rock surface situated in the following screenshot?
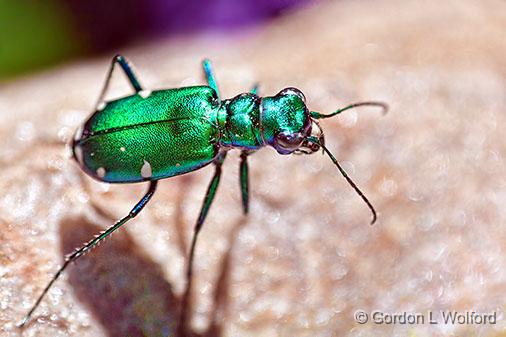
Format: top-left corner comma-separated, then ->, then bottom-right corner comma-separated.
1,1 -> 506,336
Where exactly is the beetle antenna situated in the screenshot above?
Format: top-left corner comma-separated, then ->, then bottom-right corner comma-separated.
307,136 -> 377,225
310,101 -> 388,119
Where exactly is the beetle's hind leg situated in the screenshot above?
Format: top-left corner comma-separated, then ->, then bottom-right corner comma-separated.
18,181 -> 158,328
95,54 -> 144,110
202,59 -> 221,102
179,152 -> 227,335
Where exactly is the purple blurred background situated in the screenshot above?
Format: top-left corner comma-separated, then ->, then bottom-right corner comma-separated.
0,0 -> 313,79
67,0 -> 311,51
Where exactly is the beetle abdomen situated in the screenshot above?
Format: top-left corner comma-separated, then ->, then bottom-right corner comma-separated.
73,86 -> 220,183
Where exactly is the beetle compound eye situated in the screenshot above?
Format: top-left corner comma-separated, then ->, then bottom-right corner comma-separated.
277,132 -> 303,147
278,87 -> 306,103
274,131 -> 304,154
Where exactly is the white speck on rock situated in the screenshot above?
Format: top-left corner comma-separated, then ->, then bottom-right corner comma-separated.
15,121 -> 37,142
141,160 -> 152,178
379,178 -> 398,197
74,145 -> 84,164
73,124 -> 83,141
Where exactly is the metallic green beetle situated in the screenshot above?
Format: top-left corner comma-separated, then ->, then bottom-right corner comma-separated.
20,55 -> 387,328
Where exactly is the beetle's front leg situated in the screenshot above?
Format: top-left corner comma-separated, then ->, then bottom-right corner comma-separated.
240,150 -> 251,214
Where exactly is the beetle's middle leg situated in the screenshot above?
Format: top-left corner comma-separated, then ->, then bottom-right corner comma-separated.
179,152 -> 227,334
235,84 -> 259,214
239,151 -> 251,214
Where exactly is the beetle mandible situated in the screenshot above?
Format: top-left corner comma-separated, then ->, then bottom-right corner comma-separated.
19,55 -> 387,327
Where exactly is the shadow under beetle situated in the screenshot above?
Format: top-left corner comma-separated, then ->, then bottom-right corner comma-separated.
19,55 -> 387,329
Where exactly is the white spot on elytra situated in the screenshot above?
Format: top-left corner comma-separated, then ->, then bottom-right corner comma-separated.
97,101 -> 106,111
96,167 -> 106,178
141,160 -> 152,178
120,147 -> 126,152
139,90 -> 152,99
74,145 -> 84,164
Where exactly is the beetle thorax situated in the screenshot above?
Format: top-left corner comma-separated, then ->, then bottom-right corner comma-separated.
218,93 -> 265,150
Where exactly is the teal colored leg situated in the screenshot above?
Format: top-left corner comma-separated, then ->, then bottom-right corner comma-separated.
18,181 -> 158,328
202,59 -> 220,101
240,151 -> 250,214
95,54 -> 143,110
188,152 -> 226,277
179,152 -> 226,335
250,83 -> 259,95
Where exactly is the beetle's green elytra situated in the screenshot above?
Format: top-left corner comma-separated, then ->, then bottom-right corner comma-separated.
19,55 -> 388,331
73,86 -> 221,183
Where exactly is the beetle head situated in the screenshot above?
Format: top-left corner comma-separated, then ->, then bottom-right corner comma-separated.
260,87 -> 314,154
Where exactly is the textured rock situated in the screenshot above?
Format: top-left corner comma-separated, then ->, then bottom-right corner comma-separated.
1,1 -> 506,336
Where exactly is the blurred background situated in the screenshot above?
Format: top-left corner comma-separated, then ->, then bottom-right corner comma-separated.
1,1 -> 506,337
0,0 -> 310,80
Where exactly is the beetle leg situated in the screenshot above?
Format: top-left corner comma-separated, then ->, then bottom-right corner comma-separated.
202,59 -> 221,102
179,152 -> 226,334
94,54 -> 143,110
250,83 -> 259,95
18,181 -> 158,328
189,151 -> 226,273
240,150 -> 250,214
